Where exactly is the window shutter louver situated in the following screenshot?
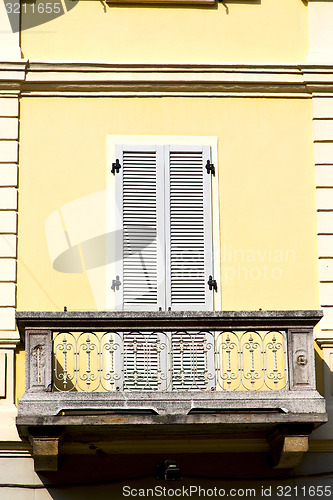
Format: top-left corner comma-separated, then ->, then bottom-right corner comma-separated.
115,145 -> 165,311
115,144 -> 213,312
165,146 -> 213,311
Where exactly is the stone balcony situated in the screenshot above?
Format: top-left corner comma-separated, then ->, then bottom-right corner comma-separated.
15,310 -> 327,471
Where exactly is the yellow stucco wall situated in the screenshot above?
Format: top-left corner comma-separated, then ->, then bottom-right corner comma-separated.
15,95 -> 319,402
17,96 -> 318,313
20,0 -> 308,62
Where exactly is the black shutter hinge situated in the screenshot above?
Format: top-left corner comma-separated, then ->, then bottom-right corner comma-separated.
111,275 -> 121,290
205,160 -> 215,176
207,275 -> 217,291
111,159 -> 121,175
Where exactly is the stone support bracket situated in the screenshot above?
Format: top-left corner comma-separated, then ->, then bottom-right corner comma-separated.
269,429 -> 309,469
30,436 -> 61,472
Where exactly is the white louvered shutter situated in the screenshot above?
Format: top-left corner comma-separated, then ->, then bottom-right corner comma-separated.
115,145 -> 165,311
165,146 -> 213,311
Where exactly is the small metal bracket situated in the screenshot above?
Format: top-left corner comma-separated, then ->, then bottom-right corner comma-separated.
207,275 -> 217,291
111,275 -> 122,291
156,460 -> 181,481
205,160 -> 215,175
111,159 -> 121,175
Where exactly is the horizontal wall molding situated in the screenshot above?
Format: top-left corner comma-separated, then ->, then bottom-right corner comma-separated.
2,61 -> 333,96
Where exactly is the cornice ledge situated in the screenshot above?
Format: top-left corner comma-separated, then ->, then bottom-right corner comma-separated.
0,330 -> 21,347
0,60 -> 331,95
21,83 -> 309,95
26,61 -> 304,72
300,64 -> 333,94
0,60 -> 28,69
20,61 -> 310,96
315,336 -> 333,348
0,60 -> 28,90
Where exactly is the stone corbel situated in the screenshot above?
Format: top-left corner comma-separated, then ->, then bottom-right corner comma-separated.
30,434 -> 62,472
268,428 -> 310,469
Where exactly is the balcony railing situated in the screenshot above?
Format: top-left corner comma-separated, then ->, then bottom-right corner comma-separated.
16,310 -> 328,471
52,329 -> 288,393
16,310 -> 326,416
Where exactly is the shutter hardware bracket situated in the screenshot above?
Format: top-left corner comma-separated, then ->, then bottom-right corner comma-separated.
208,275 -> 217,291
205,160 -> 215,175
111,275 -> 122,290
111,159 -> 121,175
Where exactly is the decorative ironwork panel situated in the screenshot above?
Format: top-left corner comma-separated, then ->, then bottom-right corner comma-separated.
215,330 -> 288,391
53,329 -> 288,392
53,332 -> 123,392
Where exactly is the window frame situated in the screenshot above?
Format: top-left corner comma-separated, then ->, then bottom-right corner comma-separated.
106,135 -> 221,312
